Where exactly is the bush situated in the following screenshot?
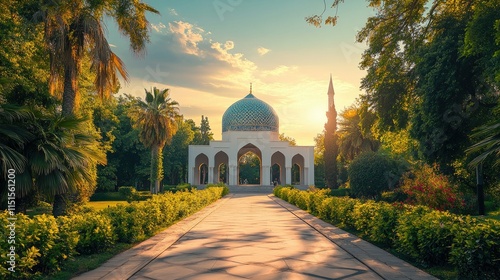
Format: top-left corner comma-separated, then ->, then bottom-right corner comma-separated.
330,188 -> 350,197
60,212 -> 116,254
0,187 -> 228,279
450,218 -> 500,279
0,212 -> 79,279
206,182 -> 229,196
352,201 -> 400,246
348,151 -> 407,199
118,186 -> 137,202
275,188 -> 500,277
395,206 -> 459,266
90,192 -> 127,201
400,164 -> 465,212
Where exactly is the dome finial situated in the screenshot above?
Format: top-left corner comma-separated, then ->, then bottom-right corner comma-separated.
250,83 -> 252,94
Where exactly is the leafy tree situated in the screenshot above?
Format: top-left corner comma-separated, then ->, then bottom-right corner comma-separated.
468,114 -> 500,167
27,0 -> 158,214
338,105 -> 379,161
107,96 -> 149,190
33,0 -> 158,116
199,115 -> 214,145
310,0 -> 499,177
314,132 -> 326,187
163,118 -> 195,185
128,88 -> 180,194
0,0 -> 48,94
239,152 -> 260,184
279,133 -> 297,146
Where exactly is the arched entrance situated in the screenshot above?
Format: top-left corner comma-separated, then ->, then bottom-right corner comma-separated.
214,151 -> 229,183
194,153 -> 209,185
271,151 -> 285,185
292,154 -> 305,185
237,143 -> 262,185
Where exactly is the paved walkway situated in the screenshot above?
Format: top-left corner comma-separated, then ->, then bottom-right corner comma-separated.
74,194 -> 437,280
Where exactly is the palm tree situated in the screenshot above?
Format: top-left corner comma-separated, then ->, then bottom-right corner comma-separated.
468,121 -> 500,166
338,107 -> 379,161
33,0 -> 158,213
128,88 -> 179,194
0,104 -> 105,215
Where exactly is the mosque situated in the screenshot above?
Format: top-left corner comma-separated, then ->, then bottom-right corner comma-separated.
187,83 -> 321,187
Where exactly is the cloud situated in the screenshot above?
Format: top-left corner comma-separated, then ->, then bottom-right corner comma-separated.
257,47 -> 271,56
151,22 -> 167,33
261,65 -> 298,77
168,8 -> 178,16
168,21 -> 204,55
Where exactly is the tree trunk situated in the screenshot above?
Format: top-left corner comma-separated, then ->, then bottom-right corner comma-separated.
150,147 -> 157,194
53,53 -> 78,216
150,145 -> 164,194
52,194 -> 68,217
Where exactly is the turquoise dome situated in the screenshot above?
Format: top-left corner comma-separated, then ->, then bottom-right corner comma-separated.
222,93 -> 279,132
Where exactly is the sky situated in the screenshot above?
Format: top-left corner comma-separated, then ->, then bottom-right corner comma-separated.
106,0 -> 375,146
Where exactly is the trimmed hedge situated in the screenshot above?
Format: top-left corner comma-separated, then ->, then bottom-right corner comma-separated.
274,186 -> 500,279
1,186 -> 228,279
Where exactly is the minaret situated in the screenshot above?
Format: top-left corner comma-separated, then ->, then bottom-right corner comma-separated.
328,74 -> 335,109
324,74 -> 338,189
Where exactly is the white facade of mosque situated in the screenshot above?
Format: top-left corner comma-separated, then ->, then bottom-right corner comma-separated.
188,92 -> 315,186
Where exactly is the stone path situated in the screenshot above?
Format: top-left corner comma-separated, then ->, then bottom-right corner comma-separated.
73,193 -> 437,280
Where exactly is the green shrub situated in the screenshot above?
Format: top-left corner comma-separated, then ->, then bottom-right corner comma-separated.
450,218 -> 500,279
118,186 -> 137,202
90,192 -> 127,201
330,188 -> 350,197
0,212 -> 79,279
61,212 -> 116,255
352,201 -> 399,246
206,182 -> 229,196
348,151 -> 406,199
395,206 -> 459,266
275,188 -> 500,276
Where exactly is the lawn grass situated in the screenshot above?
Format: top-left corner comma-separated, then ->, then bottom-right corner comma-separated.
486,209 -> 500,221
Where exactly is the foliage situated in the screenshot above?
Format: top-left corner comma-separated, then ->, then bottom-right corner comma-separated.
163,119 -> 195,185
348,151 -> 407,199
395,206 -> 456,266
127,88 -> 180,194
314,132 -> 326,187
0,212 -> 79,278
338,104 -> 379,161
279,133 -> 297,146
238,152 -> 260,184
329,188 -> 350,197
206,182 -> 230,196
103,187 -> 226,243
352,200 -> 400,246
0,187 -> 227,279
118,186 -> 137,203
59,212 -> 116,255
400,164 -> 465,212
192,115 -> 214,145
450,218 -> 500,279
274,188 -> 500,278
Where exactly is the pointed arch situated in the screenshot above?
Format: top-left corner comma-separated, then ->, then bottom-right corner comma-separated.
214,151 -> 229,184
194,153 -> 209,185
292,154 -> 305,185
237,143 -> 262,185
